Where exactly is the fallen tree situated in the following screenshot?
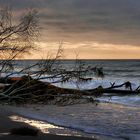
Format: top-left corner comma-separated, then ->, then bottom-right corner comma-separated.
0,7 -> 139,106
0,75 -> 139,105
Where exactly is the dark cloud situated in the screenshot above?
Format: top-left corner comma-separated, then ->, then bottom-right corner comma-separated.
1,0 -> 140,46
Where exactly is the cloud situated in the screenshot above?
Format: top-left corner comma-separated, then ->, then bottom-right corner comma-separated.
1,0 -> 140,46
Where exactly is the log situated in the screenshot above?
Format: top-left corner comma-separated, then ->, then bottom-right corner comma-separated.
85,89 -> 140,95
0,76 -> 140,104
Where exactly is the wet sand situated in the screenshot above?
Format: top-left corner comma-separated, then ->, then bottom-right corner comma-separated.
0,105 -> 97,140
1,102 -> 140,140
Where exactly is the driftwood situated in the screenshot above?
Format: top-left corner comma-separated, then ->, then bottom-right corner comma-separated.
49,81 -> 140,96
85,81 -> 139,96
0,76 -> 139,105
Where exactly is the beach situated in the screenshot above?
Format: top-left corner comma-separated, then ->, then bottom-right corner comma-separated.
0,0 -> 140,138
0,102 -> 140,140
0,60 -> 140,140
0,104 -> 97,140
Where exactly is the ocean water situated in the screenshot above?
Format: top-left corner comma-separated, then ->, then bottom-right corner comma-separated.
13,59 -> 140,82
1,59 -> 140,106
3,60 -> 140,140
10,59 -> 140,106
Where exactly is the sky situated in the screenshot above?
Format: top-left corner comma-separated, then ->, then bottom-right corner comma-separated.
0,0 -> 140,59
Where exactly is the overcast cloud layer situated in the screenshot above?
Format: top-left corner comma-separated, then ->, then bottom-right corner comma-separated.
1,0 -> 140,47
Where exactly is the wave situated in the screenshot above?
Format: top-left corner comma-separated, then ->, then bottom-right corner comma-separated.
1,72 -> 140,106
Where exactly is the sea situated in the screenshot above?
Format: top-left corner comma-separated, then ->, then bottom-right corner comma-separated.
3,59 -> 140,140
8,59 -> 140,106
13,59 -> 140,82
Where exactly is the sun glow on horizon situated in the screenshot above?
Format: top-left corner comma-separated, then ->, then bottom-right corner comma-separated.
25,41 -> 140,59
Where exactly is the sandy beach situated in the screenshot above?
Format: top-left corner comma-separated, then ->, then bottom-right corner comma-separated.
0,102 -> 140,140
0,105 -> 98,140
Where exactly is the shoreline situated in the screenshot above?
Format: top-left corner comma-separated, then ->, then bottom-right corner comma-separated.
0,105 -> 97,140
1,102 -> 140,140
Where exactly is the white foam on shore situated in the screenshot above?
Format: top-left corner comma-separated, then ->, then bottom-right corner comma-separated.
98,95 -> 140,106
41,77 -> 140,106
1,72 -> 140,106
40,76 -> 140,90
2,72 -> 140,90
